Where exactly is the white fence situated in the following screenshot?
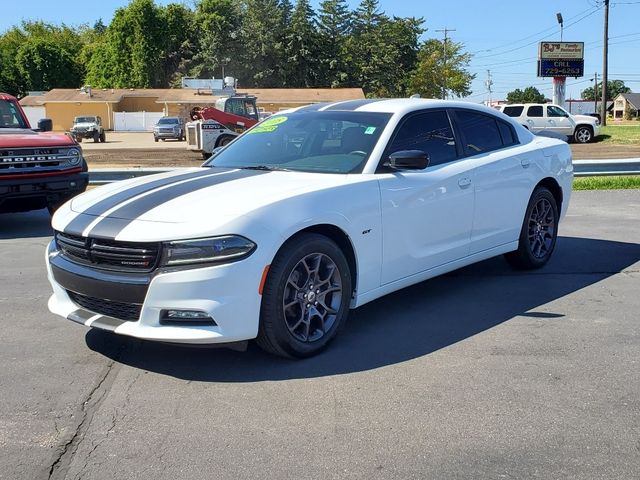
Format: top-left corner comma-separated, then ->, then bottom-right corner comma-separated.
113,111 -> 164,131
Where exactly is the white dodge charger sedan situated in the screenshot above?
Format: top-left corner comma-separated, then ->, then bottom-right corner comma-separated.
46,99 -> 573,358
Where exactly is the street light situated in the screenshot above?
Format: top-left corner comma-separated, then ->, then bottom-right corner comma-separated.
556,12 -> 564,41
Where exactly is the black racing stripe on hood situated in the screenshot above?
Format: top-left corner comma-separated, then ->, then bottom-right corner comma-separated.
63,168 -> 233,235
86,168 -> 268,239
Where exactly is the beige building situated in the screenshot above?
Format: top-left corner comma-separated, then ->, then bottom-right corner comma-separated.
19,87 -> 366,131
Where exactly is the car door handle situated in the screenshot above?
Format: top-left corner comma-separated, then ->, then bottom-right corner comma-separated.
521,158 -> 531,168
458,177 -> 472,188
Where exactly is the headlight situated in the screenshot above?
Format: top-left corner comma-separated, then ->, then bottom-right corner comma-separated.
65,148 -> 81,165
161,235 -> 256,266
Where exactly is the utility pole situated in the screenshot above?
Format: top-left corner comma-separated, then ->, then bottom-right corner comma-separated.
485,70 -> 493,106
594,72 -> 598,117
436,27 -> 456,100
601,0 -> 609,126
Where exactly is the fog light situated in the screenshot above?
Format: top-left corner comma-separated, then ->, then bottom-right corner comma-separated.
160,309 -> 216,325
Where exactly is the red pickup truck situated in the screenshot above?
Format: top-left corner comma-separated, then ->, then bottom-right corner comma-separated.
0,93 -> 88,214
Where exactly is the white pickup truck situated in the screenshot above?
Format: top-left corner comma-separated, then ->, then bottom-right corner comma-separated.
498,103 -> 600,143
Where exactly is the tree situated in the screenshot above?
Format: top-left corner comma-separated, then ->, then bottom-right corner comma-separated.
408,38 -> 474,99
282,0 -> 321,87
506,86 -> 546,104
581,79 -> 630,101
0,22 -> 85,96
317,0 -> 351,87
85,0 -> 167,88
17,38 -> 83,91
191,0 -> 242,80
344,0 -> 424,97
239,0 -> 288,87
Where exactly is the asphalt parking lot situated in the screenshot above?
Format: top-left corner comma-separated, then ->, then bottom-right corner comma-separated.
1,189 -> 639,480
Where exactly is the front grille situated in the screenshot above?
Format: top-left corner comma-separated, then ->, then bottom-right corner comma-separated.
67,291 -> 141,321
0,147 -> 80,172
56,231 -> 161,272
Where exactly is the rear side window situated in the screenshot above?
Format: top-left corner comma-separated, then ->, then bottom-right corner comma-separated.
527,106 -> 543,117
386,110 -> 458,166
454,110 -> 504,155
497,121 -> 517,146
502,106 -> 524,117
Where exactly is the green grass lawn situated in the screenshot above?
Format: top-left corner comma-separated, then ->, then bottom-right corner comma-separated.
574,175 -> 640,190
596,125 -> 640,145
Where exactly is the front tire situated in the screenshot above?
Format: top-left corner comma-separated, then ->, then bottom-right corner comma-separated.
574,125 -> 593,143
505,187 -> 559,269
257,233 -> 352,358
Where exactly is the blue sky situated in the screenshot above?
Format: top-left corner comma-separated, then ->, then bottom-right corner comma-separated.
2,0 -> 639,101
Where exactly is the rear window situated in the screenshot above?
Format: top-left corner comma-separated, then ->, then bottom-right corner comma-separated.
455,110 -> 504,155
502,106 -> 524,117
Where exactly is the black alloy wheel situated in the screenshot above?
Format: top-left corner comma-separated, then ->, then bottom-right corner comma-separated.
505,187 -> 559,269
257,233 -> 352,358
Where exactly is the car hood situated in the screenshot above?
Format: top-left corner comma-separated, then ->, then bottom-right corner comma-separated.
61,167 -> 367,239
572,114 -> 598,124
0,129 -> 76,148
72,122 -> 97,128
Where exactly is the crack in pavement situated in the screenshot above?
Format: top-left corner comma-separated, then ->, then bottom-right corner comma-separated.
42,356 -> 122,480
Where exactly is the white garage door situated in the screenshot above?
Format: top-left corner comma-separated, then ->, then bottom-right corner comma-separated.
22,106 -> 46,128
113,111 -> 164,131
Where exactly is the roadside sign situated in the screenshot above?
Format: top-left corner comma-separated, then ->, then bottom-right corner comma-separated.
538,41 -> 584,78
539,42 -> 584,60
538,59 -> 584,78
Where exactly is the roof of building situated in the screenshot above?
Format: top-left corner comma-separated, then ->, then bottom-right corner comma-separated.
619,93 -> 640,109
18,87 -> 366,105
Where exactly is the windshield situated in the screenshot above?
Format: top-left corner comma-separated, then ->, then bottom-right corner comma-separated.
75,116 -> 96,123
0,100 -> 28,129
158,118 -> 179,125
205,110 -> 391,174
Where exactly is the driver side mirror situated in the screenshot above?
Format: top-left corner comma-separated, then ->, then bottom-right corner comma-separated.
36,118 -> 53,132
385,150 -> 430,170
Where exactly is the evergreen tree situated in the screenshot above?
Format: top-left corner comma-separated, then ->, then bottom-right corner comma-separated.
317,0 -> 350,87
283,0 -> 320,87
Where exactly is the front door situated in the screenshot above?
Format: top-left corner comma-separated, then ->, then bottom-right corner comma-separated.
378,110 -> 475,284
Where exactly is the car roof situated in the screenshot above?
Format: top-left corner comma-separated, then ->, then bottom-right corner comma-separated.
294,98 -> 504,117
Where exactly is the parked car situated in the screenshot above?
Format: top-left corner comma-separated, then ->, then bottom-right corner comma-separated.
153,116 -> 185,141
70,115 -> 106,143
498,103 -> 600,143
47,99 -> 572,358
0,93 -> 88,214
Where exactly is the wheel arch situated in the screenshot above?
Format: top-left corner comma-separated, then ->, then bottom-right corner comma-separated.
279,224 -> 358,298
535,177 -> 563,213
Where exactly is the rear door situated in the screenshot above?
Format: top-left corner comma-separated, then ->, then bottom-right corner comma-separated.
377,110 -> 475,284
449,109 -> 537,253
525,105 -> 545,132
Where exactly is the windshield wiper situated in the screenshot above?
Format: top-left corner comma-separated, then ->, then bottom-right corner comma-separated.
239,165 -> 291,172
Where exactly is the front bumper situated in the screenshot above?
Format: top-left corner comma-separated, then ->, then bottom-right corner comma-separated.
154,130 -> 182,139
0,170 -> 88,213
46,239 -> 264,344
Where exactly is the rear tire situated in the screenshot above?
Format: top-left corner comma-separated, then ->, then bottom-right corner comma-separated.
505,187 -> 559,270
257,233 -> 352,358
218,136 -> 233,147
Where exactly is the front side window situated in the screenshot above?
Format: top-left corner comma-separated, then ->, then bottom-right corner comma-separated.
547,106 -> 568,118
0,100 -> 27,128
455,110 -> 504,155
385,110 -> 457,167
207,111 -> 391,174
